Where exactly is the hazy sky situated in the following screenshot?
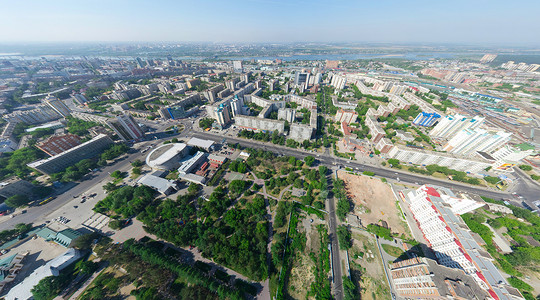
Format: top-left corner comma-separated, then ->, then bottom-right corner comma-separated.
0,0 -> 539,45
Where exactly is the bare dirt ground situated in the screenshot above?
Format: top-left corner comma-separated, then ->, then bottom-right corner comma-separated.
338,170 -> 409,238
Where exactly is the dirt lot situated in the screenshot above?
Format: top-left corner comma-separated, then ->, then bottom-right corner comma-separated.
338,170 -> 410,238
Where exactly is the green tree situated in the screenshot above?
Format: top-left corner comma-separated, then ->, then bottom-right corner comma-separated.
304,155 -> 315,167
5,194 -> 31,208
519,165 -> 532,171
31,276 -> 62,300
78,261 -> 99,275
337,225 -> 352,250
110,170 -> 127,179
131,160 -> 143,167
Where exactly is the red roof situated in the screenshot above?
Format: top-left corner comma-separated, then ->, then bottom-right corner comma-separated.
425,186 -> 441,197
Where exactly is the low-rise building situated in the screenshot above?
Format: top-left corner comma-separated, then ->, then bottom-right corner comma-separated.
7,248 -> 82,300
138,174 -> 178,195
0,178 -> 34,201
146,143 -> 189,170
187,137 -> 215,151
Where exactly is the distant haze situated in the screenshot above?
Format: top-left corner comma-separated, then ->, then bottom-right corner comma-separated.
1,0 -> 539,46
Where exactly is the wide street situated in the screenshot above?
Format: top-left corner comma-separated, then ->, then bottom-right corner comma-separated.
189,129 -> 540,204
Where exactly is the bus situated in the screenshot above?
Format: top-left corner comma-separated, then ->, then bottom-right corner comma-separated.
39,196 -> 56,206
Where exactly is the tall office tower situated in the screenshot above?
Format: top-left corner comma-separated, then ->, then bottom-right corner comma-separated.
294,72 -> 310,86
443,129 -> 512,156
429,114 -> 484,139
44,95 -> 71,117
107,114 -> 145,141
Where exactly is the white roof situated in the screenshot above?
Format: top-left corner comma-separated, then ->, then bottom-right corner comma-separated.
6,248 -> 81,300
187,137 -> 214,149
145,143 -> 187,168
138,174 -> 178,194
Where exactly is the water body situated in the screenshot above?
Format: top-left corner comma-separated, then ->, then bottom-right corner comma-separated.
217,52 -> 463,61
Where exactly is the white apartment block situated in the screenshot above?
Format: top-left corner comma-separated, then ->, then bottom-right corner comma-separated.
403,92 -> 439,114
334,109 -> 358,124
330,75 -> 347,90
443,129 -> 512,156
387,145 -> 492,173
406,185 -> 523,300
429,114 -> 485,139
365,116 -> 386,143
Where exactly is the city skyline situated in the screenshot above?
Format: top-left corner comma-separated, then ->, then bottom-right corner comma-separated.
0,0 -> 539,46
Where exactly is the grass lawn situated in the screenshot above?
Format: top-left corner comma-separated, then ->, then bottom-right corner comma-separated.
382,244 -> 404,258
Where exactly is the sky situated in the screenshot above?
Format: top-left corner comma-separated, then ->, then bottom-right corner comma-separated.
0,0 -> 539,45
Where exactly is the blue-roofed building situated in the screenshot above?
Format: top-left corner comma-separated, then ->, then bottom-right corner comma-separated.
413,112 -> 441,127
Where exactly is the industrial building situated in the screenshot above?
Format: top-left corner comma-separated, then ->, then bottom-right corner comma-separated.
405,185 -> 524,300
27,134 -> 113,175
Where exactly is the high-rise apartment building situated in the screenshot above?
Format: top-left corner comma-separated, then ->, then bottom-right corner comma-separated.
429,114 -> 485,139
106,114 -> 145,141
330,75 -> 347,90
294,72 -> 310,86
44,95 -> 71,117
214,103 -> 231,126
443,129 -> 511,156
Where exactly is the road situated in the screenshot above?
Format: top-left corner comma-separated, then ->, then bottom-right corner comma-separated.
189,130 -> 540,204
328,169 -> 343,300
